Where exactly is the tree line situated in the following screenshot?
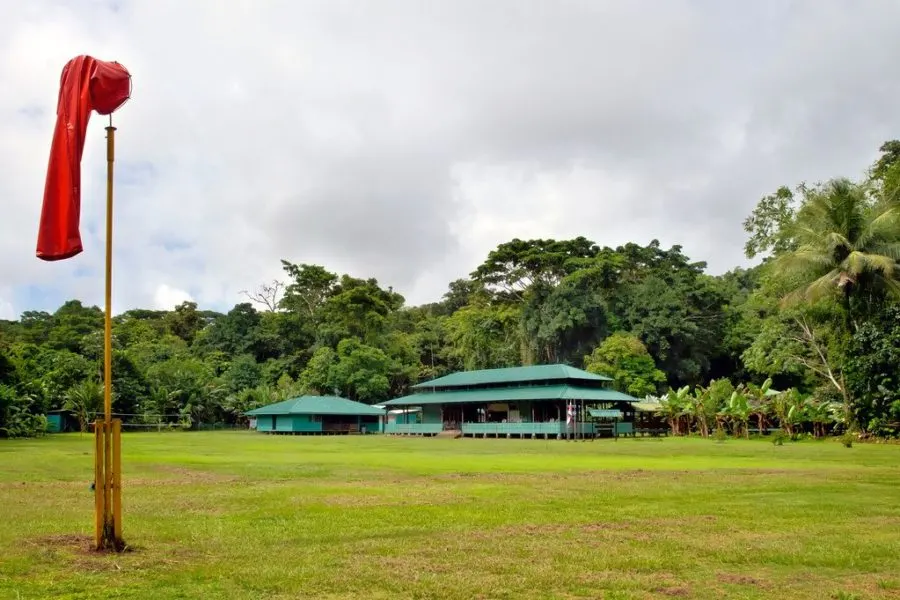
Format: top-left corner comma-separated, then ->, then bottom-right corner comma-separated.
2,140 -> 899,438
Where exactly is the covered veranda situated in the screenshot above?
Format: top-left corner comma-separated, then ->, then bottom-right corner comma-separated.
382,385 -> 637,439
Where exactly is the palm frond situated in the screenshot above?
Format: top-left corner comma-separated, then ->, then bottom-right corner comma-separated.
880,274 -> 900,299
871,241 -> 900,262
774,247 -> 832,272
860,204 -> 900,245
822,231 -> 852,252
802,269 -> 842,303
843,251 -> 897,277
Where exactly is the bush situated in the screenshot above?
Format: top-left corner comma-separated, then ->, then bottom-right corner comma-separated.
0,409 -> 48,439
0,385 -> 49,439
840,432 -> 854,448
772,431 -> 788,446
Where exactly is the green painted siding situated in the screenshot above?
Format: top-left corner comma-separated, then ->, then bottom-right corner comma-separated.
390,411 -> 419,424
384,423 -> 443,435
616,422 -> 634,435
462,422 -> 594,436
256,414 -> 371,433
422,405 -> 443,424
46,414 -> 63,433
291,415 -> 322,432
361,421 -> 381,434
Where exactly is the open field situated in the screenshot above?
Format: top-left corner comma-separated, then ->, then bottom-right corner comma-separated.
1,433 -> 899,600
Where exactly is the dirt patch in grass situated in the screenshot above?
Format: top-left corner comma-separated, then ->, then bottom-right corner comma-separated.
25,533 -> 206,576
305,487 -> 460,508
653,586 -> 691,596
430,470 -> 666,484
29,533 -> 139,555
27,533 -> 140,572
717,573 -> 770,588
428,469 -> 831,489
127,465 -> 241,486
30,533 -> 94,552
0,480 -> 90,490
479,515 -> 719,539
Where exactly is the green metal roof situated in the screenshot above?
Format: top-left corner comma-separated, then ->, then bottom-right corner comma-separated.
245,396 -> 385,417
384,384 -> 636,406
412,364 -> 612,389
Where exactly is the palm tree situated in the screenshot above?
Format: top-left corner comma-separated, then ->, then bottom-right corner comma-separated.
774,178 -> 900,325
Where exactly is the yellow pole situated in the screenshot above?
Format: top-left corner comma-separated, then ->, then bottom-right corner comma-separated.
104,123 -> 114,427
113,419 -> 122,541
95,121 -> 124,551
94,420 -> 103,549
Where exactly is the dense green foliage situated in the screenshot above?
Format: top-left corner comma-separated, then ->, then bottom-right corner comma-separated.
2,141 -> 899,437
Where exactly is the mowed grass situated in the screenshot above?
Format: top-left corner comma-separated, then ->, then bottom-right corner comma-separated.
1,433 -> 899,600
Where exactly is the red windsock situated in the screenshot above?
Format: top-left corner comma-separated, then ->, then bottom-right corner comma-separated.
36,55 -> 131,261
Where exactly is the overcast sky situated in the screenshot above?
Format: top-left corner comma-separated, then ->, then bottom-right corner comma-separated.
1,0 -> 898,319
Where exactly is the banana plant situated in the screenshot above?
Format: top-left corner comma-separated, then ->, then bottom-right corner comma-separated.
726,389 -> 751,439
690,386 -> 711,438
745,378 -> 772,436
805,397 -> 839,438
771,388 -> 806,436
659,386 -> 690,435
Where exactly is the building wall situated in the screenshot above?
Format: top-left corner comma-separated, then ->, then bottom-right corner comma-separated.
291,415 -> 323,432
422,404 -> 443,424
361,419 -> 381,434
256,414 -> 387,433
46,414 -> 63,433
255,414 -> 323,432
275,415 -> 294,433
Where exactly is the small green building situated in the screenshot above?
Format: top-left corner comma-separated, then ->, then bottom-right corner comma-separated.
246,395 -> 385,435
382,364 -> 638,438
45,409 -> 79,433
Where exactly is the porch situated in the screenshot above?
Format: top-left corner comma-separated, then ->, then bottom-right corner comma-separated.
383,421 -> 634,438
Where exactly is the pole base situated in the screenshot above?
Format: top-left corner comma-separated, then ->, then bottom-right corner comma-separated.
94,419 -> 125,552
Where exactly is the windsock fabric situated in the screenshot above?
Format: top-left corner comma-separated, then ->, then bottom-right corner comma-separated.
36,55 -> 131,261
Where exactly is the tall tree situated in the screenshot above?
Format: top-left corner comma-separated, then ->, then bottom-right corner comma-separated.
471,237 -> 599,300
583,332 -> 665,397
771,178 -> 900,324
279,261 -> 338,317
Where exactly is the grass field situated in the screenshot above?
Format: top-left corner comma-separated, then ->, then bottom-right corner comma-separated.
1,433 -> 899,600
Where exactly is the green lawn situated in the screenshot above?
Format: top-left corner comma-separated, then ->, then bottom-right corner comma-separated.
1,433 -> 899,599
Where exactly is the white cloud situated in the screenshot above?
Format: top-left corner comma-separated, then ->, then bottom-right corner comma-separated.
1,0 -> 899,314
153,284 -> 193,311
0,290 -> 15,321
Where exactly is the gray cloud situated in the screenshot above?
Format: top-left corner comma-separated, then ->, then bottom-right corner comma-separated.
1,0 -> 899,316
